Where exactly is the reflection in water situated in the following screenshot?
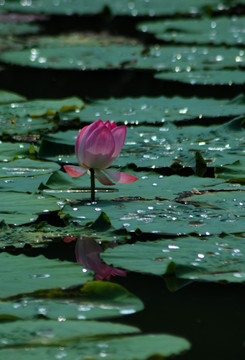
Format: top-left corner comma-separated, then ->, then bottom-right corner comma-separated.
75,237 -> 126,280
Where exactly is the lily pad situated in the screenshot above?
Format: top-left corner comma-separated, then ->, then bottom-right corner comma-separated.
0,90 -> 26,104
0,142 -> 30,162
0,21 -> 40,36
0,319 -> 139,346
79,95 -> 245,125
37,102 -> 245,171
0,253 -> 93,299
0,0 -> 221,16
0,44 -> 144,70
0,158 -> 60,178
0,214 -> 130,249
0,158 -> 61,195
1,43 -> 244,74
102,233 -> 245,283
0,191 -> 62,225
138,16 -> 245,46
0,221 -> 81,249
0,97 -> 84,136
0,321 -> 190,360
41,170 -> 225,202
216,158 -> 245,181
0,281 -> 144,320
61,188 -> 245,235
136,45 -> 245,75
155,69 -> 245,86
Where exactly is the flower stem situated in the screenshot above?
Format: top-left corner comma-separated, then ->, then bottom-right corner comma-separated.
90,168 -> 95,202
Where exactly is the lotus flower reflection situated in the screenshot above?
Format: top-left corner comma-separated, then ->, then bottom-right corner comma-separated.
64,119 -> 138,201
75,237 -> 126,281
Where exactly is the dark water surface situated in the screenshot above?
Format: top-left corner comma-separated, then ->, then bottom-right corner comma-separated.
113,272 -> 245,360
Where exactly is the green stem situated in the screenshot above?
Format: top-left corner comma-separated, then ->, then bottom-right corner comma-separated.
90,168 -> 95,202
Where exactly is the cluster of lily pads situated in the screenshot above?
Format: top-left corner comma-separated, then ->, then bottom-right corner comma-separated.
0,1 -> 245,359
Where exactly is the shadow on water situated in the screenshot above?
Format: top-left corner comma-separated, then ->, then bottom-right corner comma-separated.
0,64 -> 244,101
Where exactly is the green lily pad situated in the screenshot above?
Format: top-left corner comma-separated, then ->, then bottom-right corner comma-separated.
0,90 -> 26,104
41,169 -> 224,201
0,173 -> 51,193
0,281 -> 144,320
37,98 -> 245,171
0,142 -> 30,162
0,253 -> 93,299
0,97 -> 84,136
1,43 -> 244,74
0,213 -> 130,248
136,45 -> 244,72
0,21 -> 40,36
102,233 -> 245,283
0,320 -> 190,360
62,187 -> 245,235
155,69 -> 245,86
0,319 -> 139,346
0,158 -> 61,195
216,158 -> 245,181
0,221 -> 81,249
79,95 -> 245,125
0,0 -> 220,16
0,44 -> 144,70
138,16 -> 245,46
0,191 -> 62,225
0,158 -> 60,178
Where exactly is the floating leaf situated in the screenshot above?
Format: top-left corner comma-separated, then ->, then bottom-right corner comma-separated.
102,234 -> 245,283
62,188 -> 245,235
0,191 -> 62,225
0,319 -> 139,347
0,253 -> 93,299
79,95 -> 245,125
1,0 -> 221,16
0,281 -> 144,320
0,21 -> 40,35
0,44 -> 144,70
0,321 -> 190,360
138,16 -> 245,46
155,69 -> 245,86
0,220 -> 83,249
42,170 -> 224,202
0,142 -> 30,162
0,90 -> 26,104
0,97 -> 84,136
0,158 -> 60,178
216,158 -> 245,180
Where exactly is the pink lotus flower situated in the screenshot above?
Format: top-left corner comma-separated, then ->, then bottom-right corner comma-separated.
64,119 -> 138,186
